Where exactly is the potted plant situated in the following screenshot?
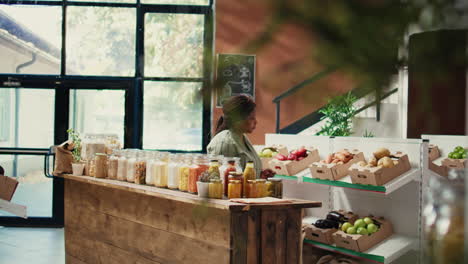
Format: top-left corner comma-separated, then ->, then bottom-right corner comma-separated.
197,171 -> 218,198
67,129 -> 84,176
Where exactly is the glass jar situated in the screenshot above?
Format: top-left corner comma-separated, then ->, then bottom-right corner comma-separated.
208,179 -> 223,199
245,180 -> 257,198
267,178 -> 283,198
255,179 -> 267,198
223,159 -> 238,196
126,150 -> 137,182
117,150 -> 127,181
153,154 -> 168,188
243,161 -> 256,197
167,154 -> 180,190
229,172 -> 244,197
233,157 -> 242,173
107,150 -> 119,180
95,153 -> 108,178
228,180 -> 242,199
134,152 -> 147,185
82,134 -> 106,161
145,152 -> 157,185
423,169 -> 465,264
188,156 -> 209,193
179,156 -> 191,192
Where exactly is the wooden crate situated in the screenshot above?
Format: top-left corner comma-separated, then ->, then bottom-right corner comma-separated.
348,153 -> 411,186
332,217 -> 393,252
269,148 -> 320,176
428,144 -> 441,162
309,150 -> 365,181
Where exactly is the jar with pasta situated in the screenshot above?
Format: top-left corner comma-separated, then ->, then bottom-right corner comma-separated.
134,152 -> 147,185
95,153 -> 108,178
178,155 -> 191,192
146,151 -> 157,185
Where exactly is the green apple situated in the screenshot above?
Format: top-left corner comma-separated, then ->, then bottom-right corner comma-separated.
346,227 -> 357,234
262,149 -> 273,157
341,222 -> 352,232
357,227 -> 369,235
271,152 -> 278,157
367,223 -> 379,234
363,217 -> 373,225
354,219 -> 366,229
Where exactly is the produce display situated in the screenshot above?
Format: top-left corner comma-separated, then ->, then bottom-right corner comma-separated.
310,149 -> 364,181
269,146 -> 320,176
305,210 -> 358,245
258,145 -> 288,170
348,149 -> 411,186
447,146 -> 467,159
332,216 -> 393,252
441,146 -> 468,169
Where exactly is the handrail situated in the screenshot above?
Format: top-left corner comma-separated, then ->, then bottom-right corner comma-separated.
272,66 -> 338,103
0,147 -> 55,178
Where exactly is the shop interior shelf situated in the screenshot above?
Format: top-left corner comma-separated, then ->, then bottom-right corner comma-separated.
302,216 -> 416,264
275,168 -> 420,195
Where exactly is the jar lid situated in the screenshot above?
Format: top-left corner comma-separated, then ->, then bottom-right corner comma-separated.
268,178 -> 282,182
256,179 -> 266,183
210,179 -> 222,183
229,180 -> 241,184
229,171 -> 243,176
247,180 -> 256,183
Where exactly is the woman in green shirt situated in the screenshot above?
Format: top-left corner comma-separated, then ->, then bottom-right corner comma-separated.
207,95 -> 262,177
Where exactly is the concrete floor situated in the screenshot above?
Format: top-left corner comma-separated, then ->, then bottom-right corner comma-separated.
0,227 -> 64,264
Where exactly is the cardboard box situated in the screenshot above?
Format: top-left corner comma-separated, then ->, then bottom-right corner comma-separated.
259,145 -> 288,170
332,216 -> 393,252
0,175 -> 19,201
348,153 -> 411,186
305,210 -> 359,245
309,150 -> 365,181
428,144 -> 441,162
269,147 -> 320,176
441,158 -> 467,169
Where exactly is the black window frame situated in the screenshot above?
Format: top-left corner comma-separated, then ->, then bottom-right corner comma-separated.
0,0 -> 214,226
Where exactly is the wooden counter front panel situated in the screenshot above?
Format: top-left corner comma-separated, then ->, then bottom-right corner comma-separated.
65,180 -> 231,264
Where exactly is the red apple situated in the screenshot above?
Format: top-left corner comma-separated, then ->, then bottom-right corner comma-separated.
298,156 -> 305,161
296,147 -> 307,157
275,154 -> 287,161
287,153 -> 298,161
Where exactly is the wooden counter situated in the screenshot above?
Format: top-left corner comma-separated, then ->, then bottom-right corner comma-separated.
60,174 -> 321,264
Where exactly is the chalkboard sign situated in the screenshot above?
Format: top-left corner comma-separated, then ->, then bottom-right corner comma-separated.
216,54 -> 256,107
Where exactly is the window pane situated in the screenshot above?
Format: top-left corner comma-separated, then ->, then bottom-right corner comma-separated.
143,81 -> 202,151
73,0 -> 134,3
67,7 -> 136,76
0,5 -> 61,75
145,13 -> 204,78
0,155 -> 53,217
141,0 -> 209,5
0,88 -> 54,148
69,90 -> 125,146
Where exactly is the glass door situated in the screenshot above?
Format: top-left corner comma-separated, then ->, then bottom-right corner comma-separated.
0,85 -> 63,226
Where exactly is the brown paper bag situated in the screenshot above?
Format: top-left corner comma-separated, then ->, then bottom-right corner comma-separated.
0,175 -> 19,201
53,141 -> 74,176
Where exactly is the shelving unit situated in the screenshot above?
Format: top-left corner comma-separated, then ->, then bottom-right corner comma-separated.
276,168 -> 420,194
265,134 -> 425,263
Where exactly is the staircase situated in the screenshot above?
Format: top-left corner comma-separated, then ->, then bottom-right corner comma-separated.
273,67 -> 405,137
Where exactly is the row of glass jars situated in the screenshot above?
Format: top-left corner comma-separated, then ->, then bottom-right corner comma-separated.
91,149 -> 283,199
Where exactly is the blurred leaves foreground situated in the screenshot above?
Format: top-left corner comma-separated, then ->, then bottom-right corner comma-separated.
246,0 -> 463,94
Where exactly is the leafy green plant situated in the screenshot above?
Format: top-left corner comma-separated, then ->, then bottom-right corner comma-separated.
316,92 -> 357,137
363,129 -> 375,138
67,128 -> 82,162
